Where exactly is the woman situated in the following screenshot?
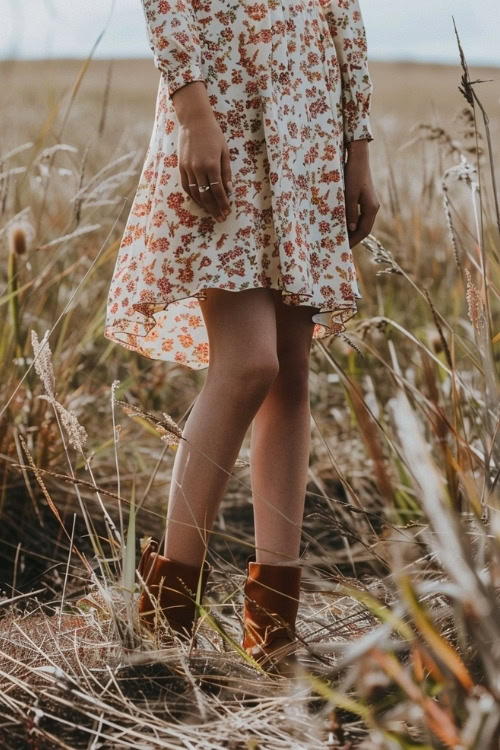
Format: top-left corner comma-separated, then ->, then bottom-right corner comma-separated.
105,0 -> 379,669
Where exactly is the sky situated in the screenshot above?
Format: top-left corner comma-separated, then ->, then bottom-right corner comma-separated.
1,0 -> 499,67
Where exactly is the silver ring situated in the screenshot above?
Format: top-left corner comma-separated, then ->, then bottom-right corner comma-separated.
188,183 -> 197,186
210,181 -> 220,185
199,185 -> 211,193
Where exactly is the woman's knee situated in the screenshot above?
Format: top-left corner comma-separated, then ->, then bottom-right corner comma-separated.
275,349 -> 311,399
209,350 -> 280,396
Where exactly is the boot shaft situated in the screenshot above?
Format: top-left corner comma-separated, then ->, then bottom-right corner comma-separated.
242,553 -> 302,652
137,539 -> 211,636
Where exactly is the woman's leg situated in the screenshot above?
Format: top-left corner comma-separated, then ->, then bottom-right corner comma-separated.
250,291 -> 318,565
163,288 -> 279,567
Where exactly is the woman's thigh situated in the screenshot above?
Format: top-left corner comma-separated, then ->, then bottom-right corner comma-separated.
273,292 -> 319,368
197,287 -> 279,372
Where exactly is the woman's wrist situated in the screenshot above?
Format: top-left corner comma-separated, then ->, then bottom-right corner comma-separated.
171,81 -> 214,126
346,138 -> 370,152
346,138 -> 370,161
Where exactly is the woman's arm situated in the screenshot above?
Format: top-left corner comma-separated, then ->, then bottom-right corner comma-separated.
319,0 -> 374,145
139,0 -> 233,222
320,1 -> 379,246
140,0 -> 206,98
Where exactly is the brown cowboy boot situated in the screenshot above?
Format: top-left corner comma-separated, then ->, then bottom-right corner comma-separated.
242,553 -> 302,672
137,538 -> 211,641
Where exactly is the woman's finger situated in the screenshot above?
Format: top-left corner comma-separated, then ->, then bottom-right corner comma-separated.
345,190 -> 360,233
186,168 -> 203,207
220,145 -> 233,204
195,167 -> 221,219
348,193 -> 378,247
208,165 -> 231,219
180,165 -> 200,207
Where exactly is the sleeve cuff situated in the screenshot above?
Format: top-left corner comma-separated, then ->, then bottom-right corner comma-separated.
164,67 -> 206,99
344,114 -> 375,144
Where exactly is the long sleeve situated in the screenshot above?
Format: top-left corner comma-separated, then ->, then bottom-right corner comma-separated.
140,0 -> 206,98
319,0 -> 374,144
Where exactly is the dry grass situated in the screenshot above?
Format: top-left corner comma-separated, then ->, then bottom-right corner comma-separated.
0,48 -> 499,749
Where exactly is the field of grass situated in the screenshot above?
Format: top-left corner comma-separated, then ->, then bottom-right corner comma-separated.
0,52 -> 499,749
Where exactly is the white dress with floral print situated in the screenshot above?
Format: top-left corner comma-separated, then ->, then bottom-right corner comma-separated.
104,0 -> 374,369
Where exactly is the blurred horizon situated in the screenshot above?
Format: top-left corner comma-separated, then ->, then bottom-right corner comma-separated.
1,0 -> 500,68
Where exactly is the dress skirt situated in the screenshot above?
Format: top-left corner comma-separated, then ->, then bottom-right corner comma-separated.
104,0 -> 374,369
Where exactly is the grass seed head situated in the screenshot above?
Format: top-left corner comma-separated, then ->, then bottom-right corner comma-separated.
8,224 -> 27,255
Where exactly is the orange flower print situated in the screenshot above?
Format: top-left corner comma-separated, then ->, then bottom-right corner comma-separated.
179,333 -> 194,348
247,4 -> 267,22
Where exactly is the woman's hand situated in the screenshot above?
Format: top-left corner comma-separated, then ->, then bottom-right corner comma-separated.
172,81 -> 233,223
344,140 -> 380,249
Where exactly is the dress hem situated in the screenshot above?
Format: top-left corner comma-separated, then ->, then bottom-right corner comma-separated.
104,282 -> 362,369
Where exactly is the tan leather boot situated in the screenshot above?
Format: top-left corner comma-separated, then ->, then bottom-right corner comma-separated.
242,553 -> 302,671
137,538 -> 211,640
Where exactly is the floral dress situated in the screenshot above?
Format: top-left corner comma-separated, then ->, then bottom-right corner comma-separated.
104,0 -> 374,369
